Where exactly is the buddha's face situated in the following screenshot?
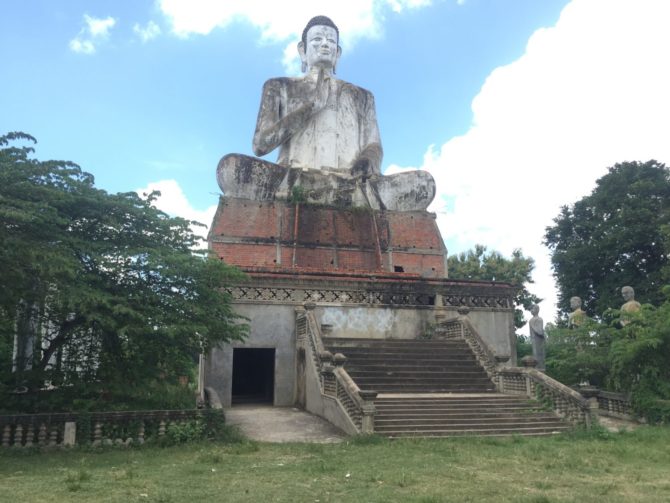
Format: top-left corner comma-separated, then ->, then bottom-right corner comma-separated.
300,25 -> 340,71
570,297 -> 582,310
531,305 -> 539,316
622,287 -> 634,302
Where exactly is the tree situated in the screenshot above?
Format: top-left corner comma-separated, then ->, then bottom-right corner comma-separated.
447,245 -> 541,328
544,160 -> 670,318
0,132 -> 247,410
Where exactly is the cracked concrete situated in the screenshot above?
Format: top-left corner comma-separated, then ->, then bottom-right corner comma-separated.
225,405 -> 345,443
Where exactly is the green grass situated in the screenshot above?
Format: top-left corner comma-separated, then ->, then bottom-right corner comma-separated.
2,426 -> 670,502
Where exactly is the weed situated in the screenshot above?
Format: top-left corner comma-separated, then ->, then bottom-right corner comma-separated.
348,433 -> 387,446
64,469 -> 91,492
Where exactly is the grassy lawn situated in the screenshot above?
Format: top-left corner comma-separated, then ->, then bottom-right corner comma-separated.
1,427 -> 670,502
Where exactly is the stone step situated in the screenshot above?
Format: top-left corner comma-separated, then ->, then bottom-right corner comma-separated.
344,366 -> 487,378
375,403 -> 537,411
340,358 -> 480,366
378,425 -> 570,437
378,416 -> 542,422
375,416 -> 563,427
358,386 -> 497,393
351,377 -> 492,385
330,347 -> 474,354
342,364 -> 482,371
375,408 -> 538,416
325,338 -> 468,345
338,354 -> 479,361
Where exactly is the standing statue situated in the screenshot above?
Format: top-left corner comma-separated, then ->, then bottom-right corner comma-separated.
528,304 -> 545,371
620,285 -> 641,325
217,15 -> 435,211
568,296 -> 586,328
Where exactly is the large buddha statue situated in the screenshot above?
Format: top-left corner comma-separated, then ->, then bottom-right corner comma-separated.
217,15 -> 435,211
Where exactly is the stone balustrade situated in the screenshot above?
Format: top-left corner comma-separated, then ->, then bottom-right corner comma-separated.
438,314 -> 593,427
0,409 -> 216,448
595,391 -> 632,418
297,305 -> 376,433
497,368 -> 593,425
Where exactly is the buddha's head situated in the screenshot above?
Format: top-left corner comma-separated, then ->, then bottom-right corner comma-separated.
569,296 -> 582,311
621,286 -> 635,302
530,304 -> 540,316
298,16 -> 341,73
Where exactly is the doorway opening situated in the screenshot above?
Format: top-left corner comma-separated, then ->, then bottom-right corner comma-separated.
231,348 -> 275,405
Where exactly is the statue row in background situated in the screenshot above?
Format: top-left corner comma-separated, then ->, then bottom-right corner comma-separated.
527,286 -> 641,372
568,286 -> 641,328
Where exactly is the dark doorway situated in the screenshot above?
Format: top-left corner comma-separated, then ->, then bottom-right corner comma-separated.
232,348 -> 275,404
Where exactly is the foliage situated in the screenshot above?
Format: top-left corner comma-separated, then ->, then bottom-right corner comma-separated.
447,244 -> 540,328
0,132 -> 248,410
158,411 -> 232,445
545,289 -> 670,421
545,320 -> 611,388
288,185 -> 307,204
516,334 -> 532,361
544,160 -> 670,317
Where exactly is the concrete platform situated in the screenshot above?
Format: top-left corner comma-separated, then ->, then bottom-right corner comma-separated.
225,405 -> 345,443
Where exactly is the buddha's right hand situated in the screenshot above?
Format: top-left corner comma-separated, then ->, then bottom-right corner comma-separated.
313,69 -> 330,113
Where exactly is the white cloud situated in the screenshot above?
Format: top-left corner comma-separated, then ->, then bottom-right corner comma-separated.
69,14 -> 116,54
158,0 -> 432,70
134,21 -> 162,42
68,39 -> 95,55
399,0 -> 670,321
136,180 -> 217,244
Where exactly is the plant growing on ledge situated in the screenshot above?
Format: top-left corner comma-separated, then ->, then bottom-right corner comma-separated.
289,185 -> 307,204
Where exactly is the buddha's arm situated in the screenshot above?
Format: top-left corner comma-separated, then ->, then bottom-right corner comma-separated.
529,317 -> 545,337
252,78 -> 326,157
351,91 -> 383,176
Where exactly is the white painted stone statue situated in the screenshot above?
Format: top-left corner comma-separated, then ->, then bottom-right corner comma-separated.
620,285 -> 641,325
568,296 -> 586,328
217,15 -> 435,211
528,304 -> 545,371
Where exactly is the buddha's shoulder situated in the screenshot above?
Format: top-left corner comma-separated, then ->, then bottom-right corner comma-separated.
337,79 -> 375,98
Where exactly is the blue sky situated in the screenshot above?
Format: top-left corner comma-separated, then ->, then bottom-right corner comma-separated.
2,0 -> 669,323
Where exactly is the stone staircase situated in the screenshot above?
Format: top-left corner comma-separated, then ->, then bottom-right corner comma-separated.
323,338 -> 570,437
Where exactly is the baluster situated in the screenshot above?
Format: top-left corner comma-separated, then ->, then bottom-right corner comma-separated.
48,425 -> 58,446
24,424 -> 34,447
158,419 -> 166,437
2,425 -> 11,447
38,423 -> 47,446
92,422 -> 102,446
13,424 -> 23,447
137,420 -> 145,445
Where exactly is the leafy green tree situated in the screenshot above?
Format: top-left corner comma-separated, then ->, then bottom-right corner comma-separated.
447,244 -> 541,328
544,160 -> 670,318
544,292 -> 670,422
544,321 -> 612,388
0,132 -> 247,410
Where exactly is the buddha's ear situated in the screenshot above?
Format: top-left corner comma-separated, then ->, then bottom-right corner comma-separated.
333,45 -> 342,74
297,41 -> 307,73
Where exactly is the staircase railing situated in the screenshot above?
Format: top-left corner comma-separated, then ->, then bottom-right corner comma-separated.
498,367 -> 593,425
437,312 -> 497,379
436,312 -> 593,427
296,304 -> 376,433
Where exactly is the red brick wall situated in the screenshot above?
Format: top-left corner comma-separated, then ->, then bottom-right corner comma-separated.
208,198 -> 446,277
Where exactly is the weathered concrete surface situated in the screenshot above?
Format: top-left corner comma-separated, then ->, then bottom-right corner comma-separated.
225,405 -> 345,443
597,414 -> 641,432
216,17 -> 435,211
216,155 -> 436,211
205,304 -> 296,408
